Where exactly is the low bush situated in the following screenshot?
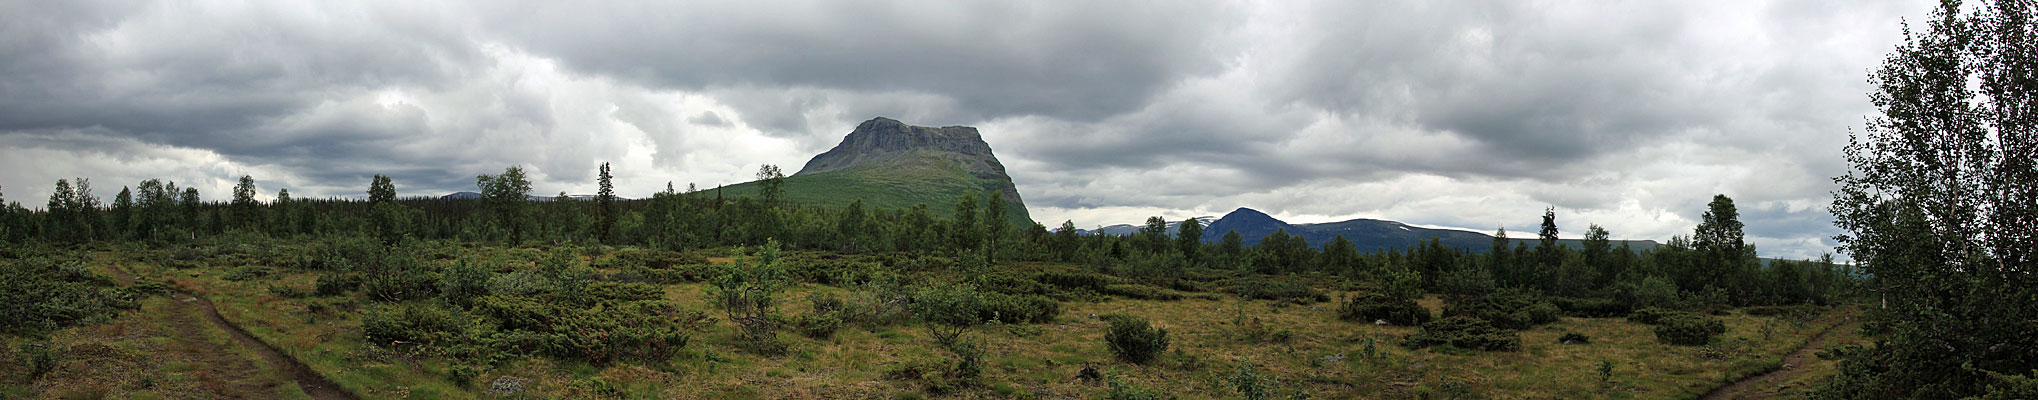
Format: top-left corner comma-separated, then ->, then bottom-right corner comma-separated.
1444,290 -> 1561,330
315,273 -> 364,296
1626,307 -> 1687,325
362,302 -> 468,346
1103,315 -> 1171,365
978,292 -> 1060,324
267,284 -> 311,299
1549,296 -> 1632,318
1104,284 -> 1185,301
1654,314 -> 1727,346
1402,317 -> 1521,351
1104,371 -> 1176,400
0,257 -> 129,337
1035,271 -> 1120,293
221,265 -> 272,281
1338,292 -> 1432,326
1233,276 -> 1328,303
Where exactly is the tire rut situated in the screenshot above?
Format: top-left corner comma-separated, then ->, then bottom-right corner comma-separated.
113,263 -> 359,400
1696,315 -> 1855,400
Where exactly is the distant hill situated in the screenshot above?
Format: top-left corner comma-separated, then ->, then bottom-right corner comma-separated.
1075,216 -> 1217,236
712,117 -> 1032,226
440,192 -> 616,202
1088,207 -> 1661,254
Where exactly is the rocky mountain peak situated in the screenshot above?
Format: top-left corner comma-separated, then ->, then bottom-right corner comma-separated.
795,117 -> 1023,203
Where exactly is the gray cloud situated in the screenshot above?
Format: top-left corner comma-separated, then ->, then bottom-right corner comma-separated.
0,0 -> 1927,259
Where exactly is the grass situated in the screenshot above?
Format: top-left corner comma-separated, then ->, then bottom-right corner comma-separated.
8,241 -> 1855,399
711,151 -> 1034,226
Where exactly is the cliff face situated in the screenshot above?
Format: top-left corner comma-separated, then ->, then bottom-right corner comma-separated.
797,117 -> 1024,204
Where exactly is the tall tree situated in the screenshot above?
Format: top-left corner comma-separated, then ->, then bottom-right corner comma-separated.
369,174 -> 396,203
983,190 -> 1006,263
1583,224 -> 1614,286
1693,194 -> 1752,295
755,164 -> 785,207
231,175 -> 258,231
1823,1 -> 2038,398
1138,216 -> 1168,254
951,193 -> 980,252
1490,227 -> 1515,287
838,198 -> 867,252
478,166 -> 534,243
596,162 -> 616,243
1220,230 -> 1244,262
112,186 -> 133,240
272,188 -> 292,236
1176,217 -> 1204,263
1054,220 -> 1079,261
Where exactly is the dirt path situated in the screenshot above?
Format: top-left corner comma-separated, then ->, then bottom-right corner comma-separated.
111,263 -> 359,400
1697,316 -> 1856,400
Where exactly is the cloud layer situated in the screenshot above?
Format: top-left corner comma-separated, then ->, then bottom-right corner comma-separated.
0,0 -> 1924,259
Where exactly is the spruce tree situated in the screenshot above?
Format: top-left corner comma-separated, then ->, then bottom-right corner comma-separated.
596,162 -> 616,243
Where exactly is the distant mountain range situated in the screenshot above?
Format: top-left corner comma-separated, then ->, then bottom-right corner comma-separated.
1068,207 -> 1660,254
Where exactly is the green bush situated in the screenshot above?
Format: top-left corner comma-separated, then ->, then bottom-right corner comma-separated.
315,273 -> 364,296
1444,289 -> 1561,330
795,312 -> 843,339
1103,315 -> 1171,364
221,265 -> 272,281
1104,284 -> 1186,300
1338,292 -> 1432,326
979,293 -> 1061,324
364,265 -> 439,303
362,303 -> 467,346
1233,276 -> 1328,303
1626,307 -> 1687,325
1402,316 -> 1522,351
0,258 -> 127,337
267,284 -> 311,299
1104,371 -> 1176,400
18,342 -> 58,380
1549,296 -> 1632,318
1653,314 -> 1727,346
1035,271 -> 1119,293
439,261 -> 492,308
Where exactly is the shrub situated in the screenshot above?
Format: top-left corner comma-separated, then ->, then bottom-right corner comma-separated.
1104,371 -> 1176,400
19,342 -> 58,380
978,292 -> 1060,324
1654,314 -> 1727,346
439,261 -> 492,308
1444,289 -> 1561,330
1223,362 -> 1307,400
362,303 -> 467,346
267,284 -> 311,299
1402,317 -> 1521,351
314,274 -> 364,296
486,270 -> 552,296
0,257 -> 127,337
706,241 -> 788,353
1626,307 -> 1687,325
1549,296 -> 1632,318
795,312 -> 843,339
1233,276 -> 1328,303
1338,292 -> 1432,326
913,282 -> 986,347
1035,271 -> 1118,293
1103,315 -> 1170,365
364,265 -> 439,303
1104,284 -> 1185,300
221,265 -> 272,281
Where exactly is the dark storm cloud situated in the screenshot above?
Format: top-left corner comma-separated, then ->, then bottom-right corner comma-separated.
0,0 -> 1920,259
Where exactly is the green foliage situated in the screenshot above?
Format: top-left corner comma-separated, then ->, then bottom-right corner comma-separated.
0,258 -> 127,337
1337,292 -> 1431,326
1402,316 -> 1521,352
1598,359 -> 1615,386
18,342 -> 58,380
1547,296 -> 1631,318
707,240 -> 788,353
1102,371 -> 1176,400
315,273 -> 364,296
363,253 -> 439,303
1233,275 -> 1327,303
1223,362 -> 1308,400
439,261 -> 492,308
1103,284 -> 1185,301
221,265 -> 272,281
978,292 -> 1060,324
1102,314 -> 1170,365
1443,289 -> 1561,330
362,302 -> 468,346
912,281 -> 986,348
1652,314 -> 1726,346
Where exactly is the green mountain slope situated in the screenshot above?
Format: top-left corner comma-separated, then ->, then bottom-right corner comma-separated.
710,117 -> 1033,226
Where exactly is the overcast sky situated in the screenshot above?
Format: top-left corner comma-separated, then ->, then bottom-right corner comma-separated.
0,1 -> 1927,259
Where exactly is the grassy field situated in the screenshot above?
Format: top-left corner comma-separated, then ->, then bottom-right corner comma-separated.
3,240 -> 1854,399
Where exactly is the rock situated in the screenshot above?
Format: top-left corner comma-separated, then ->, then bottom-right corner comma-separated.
1375,319 -> 1391,326
1075,363 -> 1102,383
486,376 -> 529,395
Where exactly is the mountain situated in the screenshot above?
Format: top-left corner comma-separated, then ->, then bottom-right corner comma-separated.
1195,207 -> 1661,254
712,117 -> 1031,225
1072,216 -> 1217,236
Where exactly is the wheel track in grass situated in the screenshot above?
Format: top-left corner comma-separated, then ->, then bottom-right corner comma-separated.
112,263 -> 360,400
1695,313 -> 1856,400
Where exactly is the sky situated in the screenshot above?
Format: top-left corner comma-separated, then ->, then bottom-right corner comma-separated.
0,0 -> 1929,260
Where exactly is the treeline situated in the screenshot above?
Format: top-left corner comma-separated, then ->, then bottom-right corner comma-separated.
5,163 -> 1854,311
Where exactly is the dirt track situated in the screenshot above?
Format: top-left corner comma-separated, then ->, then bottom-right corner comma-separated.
1696,316 -> 1855,400
113,263 -> 358,400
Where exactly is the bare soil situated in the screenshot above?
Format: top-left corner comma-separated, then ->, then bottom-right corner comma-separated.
1697,315 -> 1856,400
